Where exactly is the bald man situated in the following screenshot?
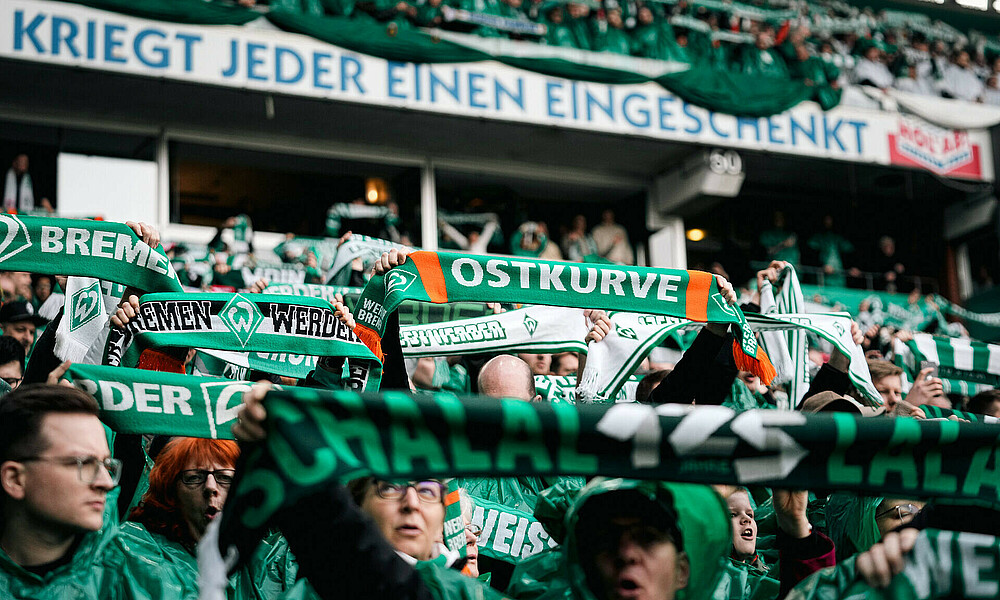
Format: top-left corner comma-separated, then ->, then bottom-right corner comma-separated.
477,355 -> 541,402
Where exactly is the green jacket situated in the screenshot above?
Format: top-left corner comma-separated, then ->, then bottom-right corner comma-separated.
593,26 -> 631,55
115,522 -> 314,600
0,500 -> 185,600
507,479 -> 730,600
712,557 -> 779,600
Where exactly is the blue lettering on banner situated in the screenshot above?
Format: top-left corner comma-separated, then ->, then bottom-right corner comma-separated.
622,93 -> 650,128
175,32 -> 200,72
414,63 -> 422,101
790,114 -> 816,146
736,116 -> 760,141
468,71 -> 487,108
767,117 -> 784,145
134,29 -> 168,69
6,7 -> 891,161
387,60 -> 406,99
430,68 -> 459,103
586,88 -> 613,122
341,55 -> 364,93
546,81 -> 564,118
14,11 -> 45,53
570,81 -> 579,120
849,120 -> 867,154
823,115 -> 845,151
247,42 -> 266,81
658,96 -> 676,131
313,51 -> 334,89
51,16 -> 79,57
103,22 -> 126,64
682,102 -> 702,134
494,77 -> 524,111
86,20 -> 96,60
275,46 -> 304,84
222,39 -> 238,77
709,112 -> 729,138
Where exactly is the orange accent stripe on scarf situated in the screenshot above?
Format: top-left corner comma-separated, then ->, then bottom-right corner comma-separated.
444,489 -> 461,505
354,324 -> 385,363
684,270 -> 713,322
409,252 -> 449,304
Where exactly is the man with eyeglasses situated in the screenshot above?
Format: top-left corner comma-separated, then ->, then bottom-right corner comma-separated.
0,335 -> 25,392
0,384 -> 121,593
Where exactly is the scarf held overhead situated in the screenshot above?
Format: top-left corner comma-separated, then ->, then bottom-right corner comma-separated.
0,215 -> 182,292
222,388 -> 1000,542
124,293 -> 377,361
352,252 -> 775,383
61,363 -> 260,440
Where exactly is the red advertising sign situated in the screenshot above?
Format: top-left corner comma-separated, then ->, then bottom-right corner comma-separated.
888,117 -> 984,179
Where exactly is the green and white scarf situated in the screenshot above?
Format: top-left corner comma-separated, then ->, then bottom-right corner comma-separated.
760,265 -> 809,409
352,252 -> 775,383
265,282 -> 363,304
328,234 -> 411,284
894,332 -> 1000,396
192,348 -> 380,391
747,312 -> 881,406
921,404 -> 999,424
123,293 -> 376,361
535,375 -> 640,403
0,215 -> 182,291
266,281 -> 494,326
54,277 -> 126,363
933,294 -> 1000,327
786,529 -> 1000,600
194,348 -> 318,380
576,313 -> 696,403
220,387 -> 1000,542
575,310 -> 878,405
469,493 -> 557,563
273,236 -> 342,271
61,363 -> 259,439
399,306 -> 589,357
325,204 -> 397,237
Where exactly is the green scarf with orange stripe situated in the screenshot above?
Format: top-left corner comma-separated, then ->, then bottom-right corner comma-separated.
352,252 -> 776,383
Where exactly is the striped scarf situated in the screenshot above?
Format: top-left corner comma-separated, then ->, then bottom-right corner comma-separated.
894,332 -> 1000,395
352,252 -> 775,383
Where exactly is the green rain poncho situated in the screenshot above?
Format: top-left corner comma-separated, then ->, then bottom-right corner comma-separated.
712,557 -> 779,600
0,490 -> 190,600
507,479 -> 731,600
593,25 -> 631,55
823,494 -> 883,561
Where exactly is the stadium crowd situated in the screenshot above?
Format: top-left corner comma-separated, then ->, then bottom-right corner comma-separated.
0,210 -> 997,600
223,0 -> 1000,104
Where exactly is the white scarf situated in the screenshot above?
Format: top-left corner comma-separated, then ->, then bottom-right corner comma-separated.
3,169 -> 33,212
54,277 -> 125,363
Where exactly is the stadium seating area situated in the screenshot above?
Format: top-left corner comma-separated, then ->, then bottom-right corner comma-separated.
231,0 -> 1000,104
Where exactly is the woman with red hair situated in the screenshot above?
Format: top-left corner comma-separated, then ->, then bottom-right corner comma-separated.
129,437 -> 240,547
116,437 -> 306,599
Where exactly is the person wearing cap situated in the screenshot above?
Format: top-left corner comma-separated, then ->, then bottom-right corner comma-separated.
0,299 -> 48,353
509,479 -> 728,600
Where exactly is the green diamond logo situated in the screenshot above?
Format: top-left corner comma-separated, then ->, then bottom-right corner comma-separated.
616,325 -> 637,340
0,214 -> 33,264
523,314 -> 538,336
219,294 -> 263,348
68,281 -> 103,331
385,270 -> 418,296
